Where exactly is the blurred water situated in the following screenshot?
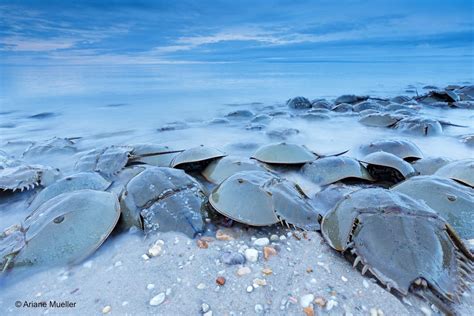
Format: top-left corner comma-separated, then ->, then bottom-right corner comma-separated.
1,59 -> 472,139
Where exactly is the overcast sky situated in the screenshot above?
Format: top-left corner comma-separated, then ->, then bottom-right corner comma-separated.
1,0 -> 473,65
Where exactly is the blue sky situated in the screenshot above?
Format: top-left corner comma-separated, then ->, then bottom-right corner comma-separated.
0,0 -> 473,65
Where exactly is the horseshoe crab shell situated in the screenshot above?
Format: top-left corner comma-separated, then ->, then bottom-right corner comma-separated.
202,156 -> 267,184
394,117 -> 443,136
22,137 -> 77,159
128,143 -> 182,167
120,167 -> 206,237
13,190 -> 120,267
28,172 -> 111,211
252,143 -> 316,165
358,113 -> 403,127
301,156 -> 373,186
358,139 -> 423,162
321,188 -> 473,310
361,152 -> 416,183
411,156 -> 452,176
392,176 -> 474,239
75,146 -> 132,176
434,159 -> 474,188
209,170 -> 319,230
0,163 -> 61,192
170,145 -> 226,171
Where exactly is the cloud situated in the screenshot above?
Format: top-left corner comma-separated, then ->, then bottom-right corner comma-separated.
0,36 -> 77,51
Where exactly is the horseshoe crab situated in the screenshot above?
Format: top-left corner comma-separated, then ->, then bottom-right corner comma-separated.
209,170 -> 319,230
2,190 -> 120,270
394,117 -> 443,136
412,157 -> 452,176
28,172 -> 111,211
0,156 -> 61,192
22,137 -> 77,159
119,167 -> 206,237
358,139 -> 423,162
361,152 -> 416,183
75,146 -> 132,176
434,159 -> 474,188
252,143 -> 316,165
392,176 -> 474,239
170,145 -> 226,171
128,143 -> 182,167
287,97 -> 312,109
358,113 -> 403,128
321,188 -> 473,312
335,94 -> 368,104
301,156 -> 373,186
202,156 -> 267,184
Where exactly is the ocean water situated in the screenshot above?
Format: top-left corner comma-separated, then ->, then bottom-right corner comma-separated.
1,58 -> 472,141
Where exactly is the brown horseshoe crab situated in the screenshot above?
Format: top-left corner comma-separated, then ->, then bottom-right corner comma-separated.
321,188 -> 473,313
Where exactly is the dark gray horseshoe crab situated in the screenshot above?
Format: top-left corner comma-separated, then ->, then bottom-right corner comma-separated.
321,188 -> 473,314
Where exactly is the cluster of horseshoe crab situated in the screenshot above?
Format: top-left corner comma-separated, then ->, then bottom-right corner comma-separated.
0,87 -> 473,314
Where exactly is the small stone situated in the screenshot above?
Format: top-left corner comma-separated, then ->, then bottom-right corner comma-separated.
326,299 -> 338,311
244,248 -> 259,262
314,297 -> 326,307
148,244 -> 162,257
221,251 -> 246,265
146,283 -> 155,290
263,246 -> 277,260
216,229 -> 234,241
363,280 -> 369,288
303,305 -> 315,316
300,294 -> 314,308
203,312 -> 213,316
262,268 -> 272,275
237,267 -> 251,276
279,235 -> 287,241
246,285 -> 254,293
201,303 -> 210,313
253,237 -> 270,247
270,234 -> 279,241
216,276 -> 226,286
254,304 -> 264,313
341,276 -> 348,282
197,283 -> 206,290
197,239 -> 209,249
142,254 -> 150,261
253,278 -> 267,286
114,261 -> 122,267
149,293 -> 166,306
122,301 -> 129,306
306,267 -> 313,273
102,306 -> 111,314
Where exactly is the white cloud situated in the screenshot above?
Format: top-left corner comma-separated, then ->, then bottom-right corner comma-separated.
1,37 -> 77,51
